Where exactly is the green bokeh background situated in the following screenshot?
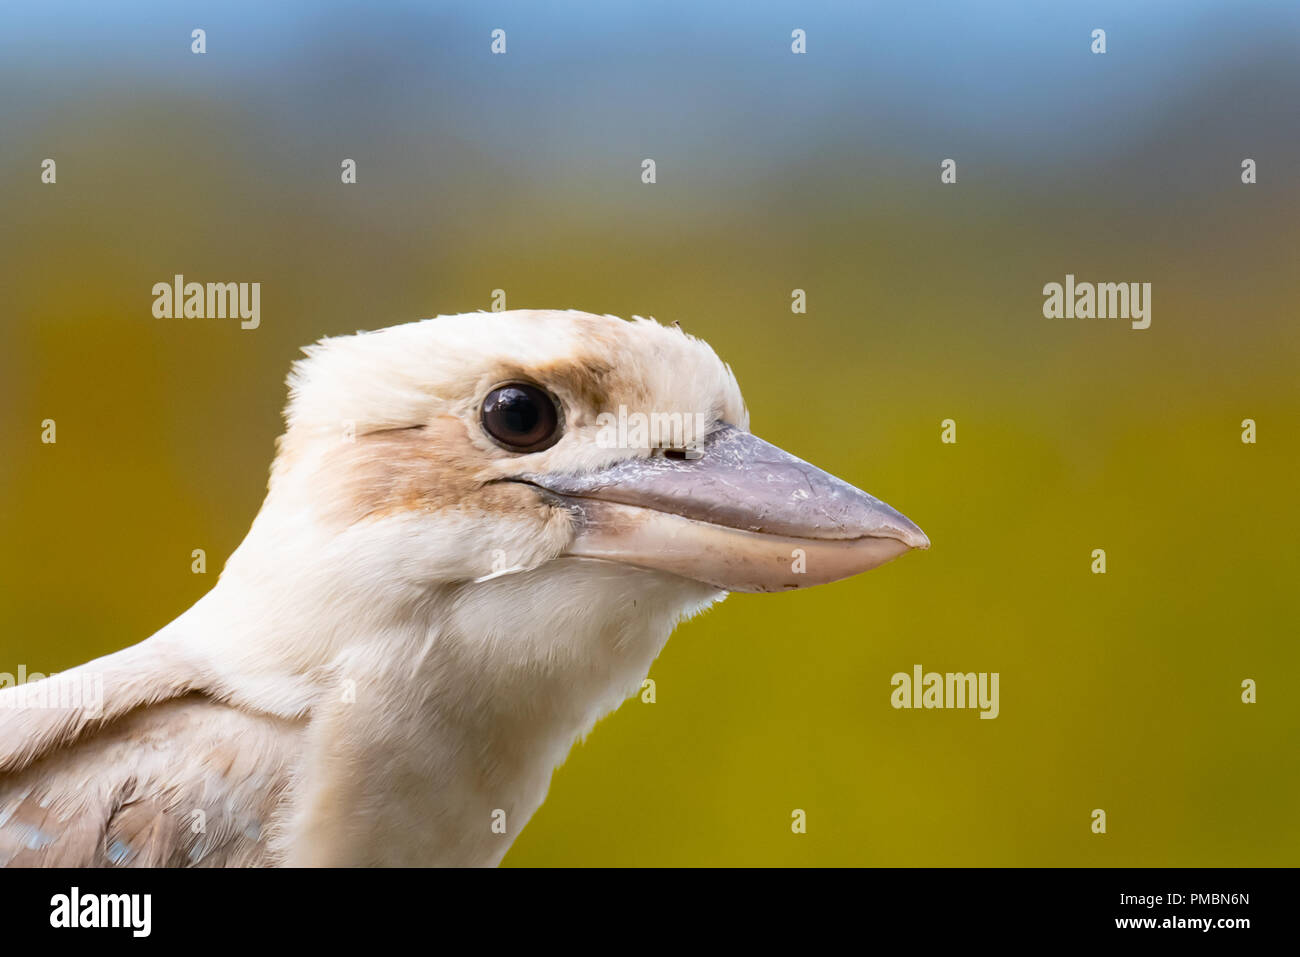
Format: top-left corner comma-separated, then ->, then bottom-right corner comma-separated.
1,1 -> 1296,865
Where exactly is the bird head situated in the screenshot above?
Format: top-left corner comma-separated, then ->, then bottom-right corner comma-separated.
96,309 -> 931,865
253,309 -> 927,607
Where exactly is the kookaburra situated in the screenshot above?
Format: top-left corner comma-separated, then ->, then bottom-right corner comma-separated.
0,310 -> 927,866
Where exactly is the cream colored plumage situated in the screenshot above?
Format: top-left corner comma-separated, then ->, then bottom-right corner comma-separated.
0,310 -> 926,866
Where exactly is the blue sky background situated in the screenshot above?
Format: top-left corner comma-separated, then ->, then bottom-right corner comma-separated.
5,1 -> 1299,177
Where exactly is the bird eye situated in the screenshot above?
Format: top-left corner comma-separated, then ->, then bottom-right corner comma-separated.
480,383 -> 562,452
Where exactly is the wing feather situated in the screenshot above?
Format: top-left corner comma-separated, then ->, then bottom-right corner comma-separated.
0,691 -> 303,867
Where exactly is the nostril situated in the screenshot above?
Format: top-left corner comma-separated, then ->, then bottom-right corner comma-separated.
664,448 -> 703,461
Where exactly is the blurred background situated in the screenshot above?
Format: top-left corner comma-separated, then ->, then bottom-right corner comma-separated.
1,0 -> 1296,865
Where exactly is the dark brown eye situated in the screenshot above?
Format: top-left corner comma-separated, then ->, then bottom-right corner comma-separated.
481,383 -> 561,452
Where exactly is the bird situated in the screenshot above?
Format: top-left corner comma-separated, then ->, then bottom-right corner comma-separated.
0,309 -> 928,866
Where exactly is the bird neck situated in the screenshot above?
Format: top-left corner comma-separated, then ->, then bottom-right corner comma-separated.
174,514 -> 723,865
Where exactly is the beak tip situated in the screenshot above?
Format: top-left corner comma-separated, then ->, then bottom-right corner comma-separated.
869,505 -> 929,552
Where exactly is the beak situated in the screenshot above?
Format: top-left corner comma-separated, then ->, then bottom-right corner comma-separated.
519,425 -> 928,593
